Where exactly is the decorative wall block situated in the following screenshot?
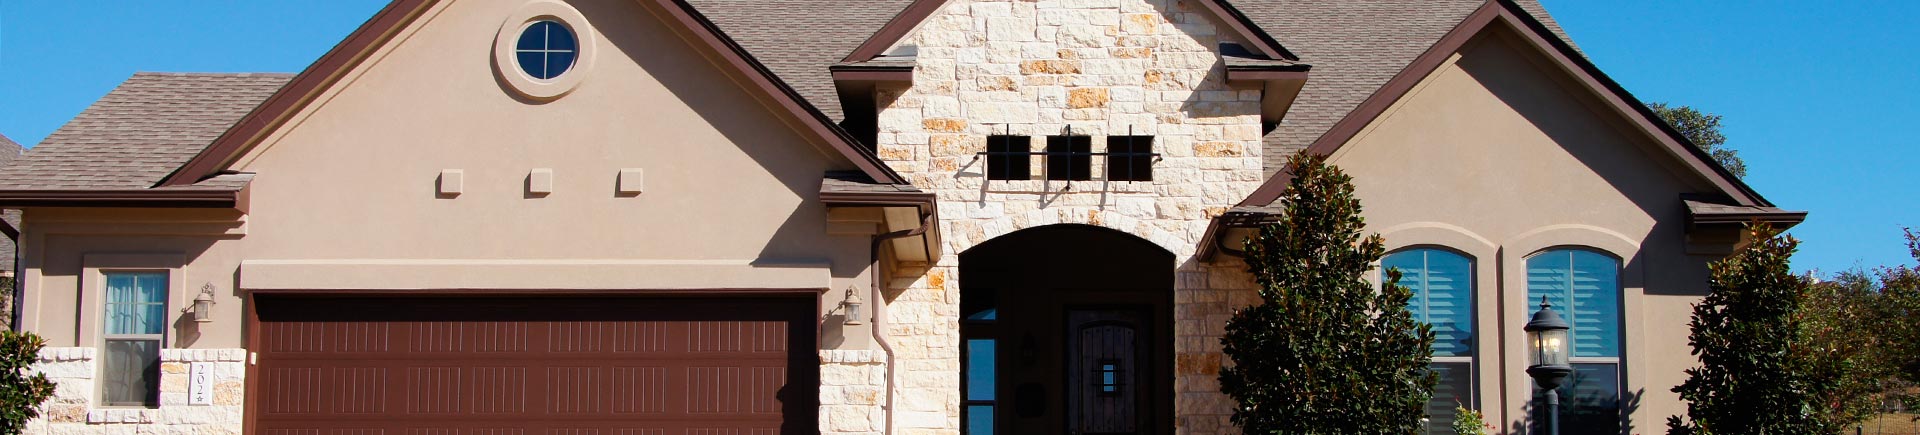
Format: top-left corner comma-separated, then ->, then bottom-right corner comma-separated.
618,168 -> 645,195
528,168 -> 554,195
437,169 -> 463,196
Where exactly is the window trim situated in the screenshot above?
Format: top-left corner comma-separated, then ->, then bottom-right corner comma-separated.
1512,239 -> 1635,429
1522,247 -> 1625,359
492,0 -> 596,100
1381,246 -> 1481,426
80,254 -> 184,409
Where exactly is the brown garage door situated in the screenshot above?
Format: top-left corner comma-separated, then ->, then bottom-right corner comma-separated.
252,295 -> 818,434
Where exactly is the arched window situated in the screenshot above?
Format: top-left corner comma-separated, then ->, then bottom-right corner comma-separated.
1526,248 -> 1624,434
1382,248 -> 1473,434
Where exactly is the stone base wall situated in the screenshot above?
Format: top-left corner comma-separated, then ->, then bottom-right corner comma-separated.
821,349 -> 889,435
26,347 -> 246,434
870,0 -> 1269,434
1173,259 -> 1259,434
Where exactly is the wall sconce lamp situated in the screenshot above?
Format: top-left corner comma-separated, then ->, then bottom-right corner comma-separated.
183,283 -> 217,323
841,287 -> 865,326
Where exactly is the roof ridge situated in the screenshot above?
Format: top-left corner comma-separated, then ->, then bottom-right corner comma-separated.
131,71 -> 298,77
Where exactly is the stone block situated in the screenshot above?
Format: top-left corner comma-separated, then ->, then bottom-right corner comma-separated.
923,118 -> 969,132
1067,88 -> 1110,108
1121,13 -> 1160,34
1019,59 -> 1080,75
1193,142 -> 1243,157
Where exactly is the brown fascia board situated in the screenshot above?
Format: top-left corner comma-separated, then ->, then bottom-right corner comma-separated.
158,0 -> 437,188
841,0 -> 1298,63
163,0 -> 911,188
1237,0 -> 1777,210
830,64 -> 915,82
1224,67 -> 1310,82
1689,211 -> 1808,226
820,190 -> 937,214
0,189 -> 240,209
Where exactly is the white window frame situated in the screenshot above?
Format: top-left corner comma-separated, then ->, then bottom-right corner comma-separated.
1523,247 -> 1628,428
1381,246 -> 1481,421
79,254 -> 183,409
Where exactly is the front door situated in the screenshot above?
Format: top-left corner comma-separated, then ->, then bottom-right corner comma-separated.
1066,308 -> 1150,435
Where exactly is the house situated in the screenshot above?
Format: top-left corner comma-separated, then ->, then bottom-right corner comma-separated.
0,0 -> 1805,434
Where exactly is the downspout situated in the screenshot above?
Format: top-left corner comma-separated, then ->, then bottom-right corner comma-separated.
869,211 -> 932,435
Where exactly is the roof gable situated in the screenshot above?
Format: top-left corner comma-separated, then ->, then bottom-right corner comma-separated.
158,0 -> 907,188
1238,0 -> 1774,209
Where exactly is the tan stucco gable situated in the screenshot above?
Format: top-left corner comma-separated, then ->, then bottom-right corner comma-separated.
166,0 -> 905,188
223,0 -> 868,261
1235,0 -> 1776,211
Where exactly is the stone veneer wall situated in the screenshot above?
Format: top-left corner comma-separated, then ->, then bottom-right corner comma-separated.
865,0 -> 1268,434
27,347 -> 246,434
821,349 -> 890,435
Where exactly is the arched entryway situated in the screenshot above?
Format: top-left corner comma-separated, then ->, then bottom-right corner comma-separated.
958,224 -> 1174,435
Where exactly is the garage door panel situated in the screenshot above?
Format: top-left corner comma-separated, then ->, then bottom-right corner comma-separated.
255,296 -> 817,434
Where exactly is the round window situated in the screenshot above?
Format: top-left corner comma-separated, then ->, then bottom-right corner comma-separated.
514,20 -> 578,80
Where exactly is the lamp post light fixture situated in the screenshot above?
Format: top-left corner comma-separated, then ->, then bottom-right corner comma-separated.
841,287 -> 865,326
1525,296 -> 1574,435
185,283 -> 217,323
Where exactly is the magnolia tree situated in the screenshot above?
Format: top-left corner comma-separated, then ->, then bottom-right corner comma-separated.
1219,151 -> 1436,434
1667,225 -> 1878,434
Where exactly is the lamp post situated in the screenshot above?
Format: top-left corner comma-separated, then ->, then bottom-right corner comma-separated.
1525,296 -> 1573,435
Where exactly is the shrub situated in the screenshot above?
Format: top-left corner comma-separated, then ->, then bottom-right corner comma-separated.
0,329 -> 54,434
1451,405 -> 1490,435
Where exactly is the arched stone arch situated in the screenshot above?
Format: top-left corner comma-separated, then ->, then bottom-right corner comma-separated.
949,209 -> 1198,263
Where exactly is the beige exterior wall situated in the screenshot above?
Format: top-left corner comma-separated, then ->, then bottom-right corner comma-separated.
868,0 -> 1266,433
1329,25 -> 1718,434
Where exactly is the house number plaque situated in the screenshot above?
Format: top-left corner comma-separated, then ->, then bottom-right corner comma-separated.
188,362 -> 213,406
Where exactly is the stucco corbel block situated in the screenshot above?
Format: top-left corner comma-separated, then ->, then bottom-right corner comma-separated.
437,169 -> 463,196
617,168 -> 644,195
528,168 -> 554,195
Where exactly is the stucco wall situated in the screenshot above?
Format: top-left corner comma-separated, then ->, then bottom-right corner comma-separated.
866,0 -> 1267,434
1330,26 -> 1717,434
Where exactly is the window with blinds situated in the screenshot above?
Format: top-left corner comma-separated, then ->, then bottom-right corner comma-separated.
1526,249 -> 1624,435
102,272 -> 167,407
1383,248 -> 1474,435
1525,249 -> 1622,358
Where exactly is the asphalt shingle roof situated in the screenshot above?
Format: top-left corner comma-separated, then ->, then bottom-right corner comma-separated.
0,133 -> 21,168
0,72 -> 290,190
686,0 -> 917,121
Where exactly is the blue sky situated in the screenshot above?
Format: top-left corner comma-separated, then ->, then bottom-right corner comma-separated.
1,1 -> 1914,274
